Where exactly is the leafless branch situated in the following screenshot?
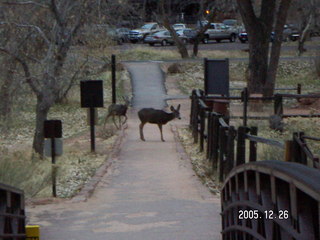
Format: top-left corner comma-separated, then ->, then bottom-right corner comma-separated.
0,22 -> 51,46
1,1 -> 49,8
50,0 -> 64,27
0,47 -> 41,95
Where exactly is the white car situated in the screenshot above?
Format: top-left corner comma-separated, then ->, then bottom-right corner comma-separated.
172,23 -> 187,30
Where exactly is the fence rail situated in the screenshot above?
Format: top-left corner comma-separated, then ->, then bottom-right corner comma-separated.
0,183 -> 26,239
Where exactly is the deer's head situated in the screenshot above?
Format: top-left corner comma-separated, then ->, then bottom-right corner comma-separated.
170,104 -> 181,120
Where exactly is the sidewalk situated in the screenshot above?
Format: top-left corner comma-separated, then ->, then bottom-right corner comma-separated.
26,62 -> 222,239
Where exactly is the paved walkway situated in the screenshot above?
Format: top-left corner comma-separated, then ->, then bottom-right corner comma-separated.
27,62 -> 221,239
125,62 -> 167,109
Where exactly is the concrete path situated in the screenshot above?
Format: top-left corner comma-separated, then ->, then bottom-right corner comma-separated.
125,62 -> 167,109
27,62 -> 222,239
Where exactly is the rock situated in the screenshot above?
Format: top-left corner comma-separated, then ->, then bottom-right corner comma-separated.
298,92 -> 320,105
269,115 -> 284,132
167,63 -> 183,74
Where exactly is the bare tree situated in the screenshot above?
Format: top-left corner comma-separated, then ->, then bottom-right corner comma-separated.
237,0 -> 292,97
289,0 -> 318,56
0,0 -> 90,156
156,0 -> 224,58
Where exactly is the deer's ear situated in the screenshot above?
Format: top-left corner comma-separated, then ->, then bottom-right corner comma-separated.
177,104 -> 181,111
170,106 -> 174,111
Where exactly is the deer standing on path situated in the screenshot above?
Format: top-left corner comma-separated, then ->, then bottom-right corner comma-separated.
104,97 -> 130,129
138,104 -> 181,142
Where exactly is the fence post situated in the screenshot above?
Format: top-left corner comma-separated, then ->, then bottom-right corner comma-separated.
284,140 -> 293,162
219,126 -> 228,182
192,97 -> 199,144
190,90 -> 196,128
211,114 -> 222,171
292,132 -> 307,165
249,127 -> 258,162
274,94 -> 283,116
297,83 -> 302,95
241,88 -> 248,126
206,112 -> 213,159
225,126 -> 236,177
236,126 -> 249,166
199,107 -> 206,152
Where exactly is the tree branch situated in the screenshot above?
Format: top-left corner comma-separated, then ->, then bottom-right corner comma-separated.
50,0 -> 64,27
1,1 -> 49,8
0,48 -> 41,95
0,22 -> 51,46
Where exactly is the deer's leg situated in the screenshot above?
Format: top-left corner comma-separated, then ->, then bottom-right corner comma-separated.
118,116 -> 121,129
113,115 -> 119,129
104,113 -> 111,129
158,124 -> 164,142
122,115 -> 128,125
139,122 -> 146,141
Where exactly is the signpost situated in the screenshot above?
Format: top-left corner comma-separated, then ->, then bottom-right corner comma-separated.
111,54 -> 116,104
44,120 -> 62,197
80,80 -> 104,152
204,58 -> 229,96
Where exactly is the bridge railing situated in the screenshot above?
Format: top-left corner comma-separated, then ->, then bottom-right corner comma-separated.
221,160 -> 320,240
0,183 -> 26,239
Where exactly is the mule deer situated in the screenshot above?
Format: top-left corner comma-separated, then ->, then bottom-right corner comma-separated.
104,97 -> 130,129
138,104 -> 181,142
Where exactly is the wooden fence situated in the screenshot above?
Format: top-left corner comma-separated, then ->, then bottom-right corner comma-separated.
190,89 -> 320,182
0,183 -> 26,239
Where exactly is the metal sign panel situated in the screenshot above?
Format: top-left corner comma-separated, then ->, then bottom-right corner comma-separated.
204,58 -> 229,96
44,120 -> 62,138
80,80 -> 104,108
44,138 -> 63,157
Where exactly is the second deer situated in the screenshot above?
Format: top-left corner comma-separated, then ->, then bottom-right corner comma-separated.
104,96 -> 130,129
138,104 -> 181,142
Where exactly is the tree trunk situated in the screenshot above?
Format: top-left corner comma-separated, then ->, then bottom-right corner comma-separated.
247,30 -> 270,94
297,13 -> 313,56
32,96 -> 51,157
0,59 -> 17,120
192,38 -> 201,57
264,0 -> 291,97
159,0 -> 189,59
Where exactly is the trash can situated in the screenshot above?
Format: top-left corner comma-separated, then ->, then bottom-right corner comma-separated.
213,99 -> 229,115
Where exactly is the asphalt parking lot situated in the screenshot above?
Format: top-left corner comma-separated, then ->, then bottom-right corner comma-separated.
117,37 -> 320,52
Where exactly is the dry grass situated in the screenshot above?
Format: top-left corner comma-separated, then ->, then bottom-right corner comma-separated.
170,60 -> 320,95
177,127 -> 221,195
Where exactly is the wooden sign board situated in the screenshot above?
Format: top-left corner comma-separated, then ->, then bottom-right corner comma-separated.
204,58 -> 229,96
44,120 -> 62,138
80,80 -> 104,108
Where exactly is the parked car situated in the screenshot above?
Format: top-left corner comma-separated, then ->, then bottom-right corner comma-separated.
222,19 -> 242,35
202,23 -> 237,43
144,30 -> 173,46
173,28 -> 195,44
172,23 -> 187,30
239,24 -> 300,43
129,23 -> 163,43
238,30 -> 248,43
115,28 -> 130,43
